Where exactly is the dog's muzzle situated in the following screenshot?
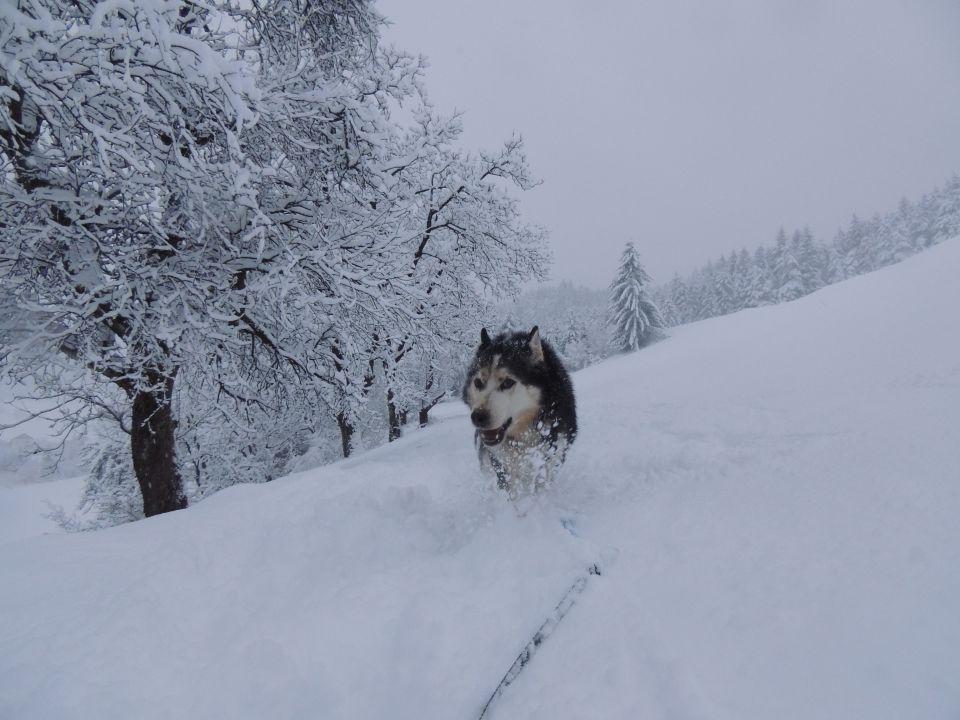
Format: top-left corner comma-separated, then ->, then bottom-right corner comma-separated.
478,417 -> 512,446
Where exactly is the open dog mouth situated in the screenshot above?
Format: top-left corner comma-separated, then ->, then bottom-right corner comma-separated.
480,417 -> 512,446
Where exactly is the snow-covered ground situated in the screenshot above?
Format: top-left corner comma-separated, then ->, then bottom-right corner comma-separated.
2,239 -> 960,719
0,382 -> 87,543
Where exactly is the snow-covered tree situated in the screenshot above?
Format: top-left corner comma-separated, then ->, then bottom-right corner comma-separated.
730,249 -> 754,312
794,227 -> 824,294
608,243 -> 664,352
913,192 -> 938,249
712,254 -> 736,315
833,215 -> 875,280
771,229 -> 804,302
651,285 -> 677,329
343,108 -> 549,443
930,173 -> 960,243
664,274 -> 691,325
747,246 -> 773,307
0,0 -> 425,515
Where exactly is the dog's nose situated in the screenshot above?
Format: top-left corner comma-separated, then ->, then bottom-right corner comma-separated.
471,409 -> 490,428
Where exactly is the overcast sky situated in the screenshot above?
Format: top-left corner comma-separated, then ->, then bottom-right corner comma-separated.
381,0 -> 960,289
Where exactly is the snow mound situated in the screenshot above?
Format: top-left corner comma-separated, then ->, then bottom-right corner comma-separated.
2,239 -> 960,719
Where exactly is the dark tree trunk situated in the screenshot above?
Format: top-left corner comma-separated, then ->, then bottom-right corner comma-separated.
387,388 -> 402,442
398,409 -> 409,426
336,412 -> 354,458
417,366 -> 445,428
418,380 -> 446,428
130,373 -> 187,517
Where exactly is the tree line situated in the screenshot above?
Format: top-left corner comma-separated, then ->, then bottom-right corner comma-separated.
652,175 -> 960,325
498,172 -> 960,372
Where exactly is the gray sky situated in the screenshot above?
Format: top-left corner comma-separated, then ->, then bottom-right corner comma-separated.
381,0 -> 960,288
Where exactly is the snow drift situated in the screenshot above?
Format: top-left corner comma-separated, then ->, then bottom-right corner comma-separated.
2,239 -> 960,719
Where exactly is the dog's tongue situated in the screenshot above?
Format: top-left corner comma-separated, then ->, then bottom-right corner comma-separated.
481,418 -> 511,445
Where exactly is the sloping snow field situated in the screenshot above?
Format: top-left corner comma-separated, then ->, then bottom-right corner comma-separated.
2,240 -> 960,719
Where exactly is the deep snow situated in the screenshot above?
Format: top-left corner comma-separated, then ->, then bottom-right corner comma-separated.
2,239 -> 960,719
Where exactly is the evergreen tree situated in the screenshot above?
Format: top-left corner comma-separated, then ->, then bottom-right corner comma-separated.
886,198 -> 919,262
698,262 -> 722,319
608,243 -> 664,352
771,229 -> 804,302
749,246 -> 774,306
931,173 -> 960,243
651,285 -> 677,328
732,249 -> 754,311
666,274 -> 690,325
713,254 -> 736,315
835,215 -> 872,278
914,192 -> 938,249
796,227 -> 823,294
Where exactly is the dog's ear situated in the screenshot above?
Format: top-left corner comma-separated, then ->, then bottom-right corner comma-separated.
480,328 -> 491,347
528,326 -> 544,363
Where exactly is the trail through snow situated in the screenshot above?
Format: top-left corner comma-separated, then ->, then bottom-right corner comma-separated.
2,240 -> 960,719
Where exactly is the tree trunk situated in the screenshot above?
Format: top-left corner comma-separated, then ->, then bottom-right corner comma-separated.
130,373 -> 187,517
418,399 -> 445,428
336,411 -> 354,458
387,388 -> 402,442
418,366 -> 444,427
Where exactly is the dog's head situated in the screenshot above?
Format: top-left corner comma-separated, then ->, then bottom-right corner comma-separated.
462,326 -> 546,447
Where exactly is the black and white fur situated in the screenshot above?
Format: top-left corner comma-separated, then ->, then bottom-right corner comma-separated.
462,326 -> 577,496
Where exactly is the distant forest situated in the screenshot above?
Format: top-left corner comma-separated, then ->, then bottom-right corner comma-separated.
503,172 -> 960,370
652,174 -> 960,325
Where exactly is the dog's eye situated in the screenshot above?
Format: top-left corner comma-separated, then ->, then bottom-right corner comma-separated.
499,378 -> 516,390
473,378 -> 484,390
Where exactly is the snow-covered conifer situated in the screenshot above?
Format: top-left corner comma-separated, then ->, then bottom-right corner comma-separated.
771,229 -> 804,302
608,243 -> 664,352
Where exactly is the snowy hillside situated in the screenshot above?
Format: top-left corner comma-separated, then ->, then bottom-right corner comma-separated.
3,239 -> 960,719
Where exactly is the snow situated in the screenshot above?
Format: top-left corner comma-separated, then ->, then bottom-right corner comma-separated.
3,239 -> 960,719
0,382 -> 87,542
0,476 -> 85,545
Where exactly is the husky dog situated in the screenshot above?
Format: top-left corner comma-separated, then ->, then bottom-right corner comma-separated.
462,326 -> 577,496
